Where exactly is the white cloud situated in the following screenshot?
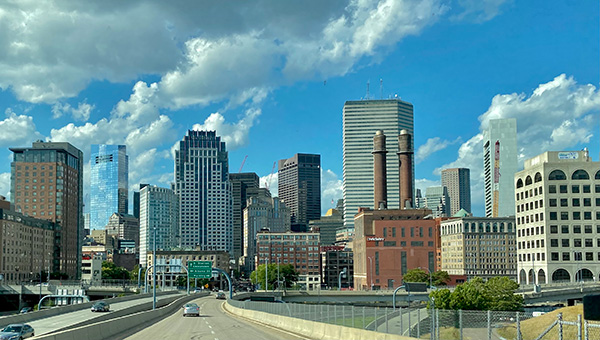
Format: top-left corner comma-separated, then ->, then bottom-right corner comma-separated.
0,172 -> 10,200
192,108 -> 262,151
416,137 -> 458,163
259,172 -> 278,197
436,74 -> 600,215
321,169 -> 343,214
0,109 -> 43,147
52,101 -> 94,121
452,0 -> 511,22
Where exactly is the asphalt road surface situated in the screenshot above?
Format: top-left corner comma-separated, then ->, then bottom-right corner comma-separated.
124,296 -> 307,340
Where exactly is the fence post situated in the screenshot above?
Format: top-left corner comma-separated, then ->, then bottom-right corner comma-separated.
352,305 -> 355,328
385,307 -> 389,333
459,309 -> 463,340
558,313 -> 563,340
408,307 -> 411,337
487,310 -> 492,340
334,305 -> 337,325
577,314 -> 581,340
400,307 -> 403,337
375,307 -> 378,331
584,319 -> 588,340
327,304 -> 330,323
437,309 -> 440,340
363,306 -> 366,329
417,308 -> 421,338
430,307 -> 433,340
516,312 -> 521,340
342,305 -> 345,326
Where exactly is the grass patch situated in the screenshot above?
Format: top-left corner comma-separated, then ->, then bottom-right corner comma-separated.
420,327 -> 461,339
330,316 -> 376,328
498,305 -> 584,340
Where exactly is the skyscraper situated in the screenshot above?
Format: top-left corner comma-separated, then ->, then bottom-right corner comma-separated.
10,141 -> 84,278
229,172 -> 259,263
483,118 -> 518,217
89,144 -> 128,230
175,130 -> 232,252
278,153 -> 321,231
441,168 -> 472,215
342,99 -> 414,229
139,185 -> 179,267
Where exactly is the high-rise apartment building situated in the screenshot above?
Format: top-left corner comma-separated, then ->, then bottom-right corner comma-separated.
133,183 -> 150,219
309,208 -> 344,246
139,185 -> 179,267
343,99 -> 414,230
10,141 -> 84,278
483,118 -> 518,217
441,168 -> 471,215
89,144 -> 129,230
415,186 -> 450,218
175,130 -> 232,252
515,150 -> 600,285
278,153 -> 321,231
230,173 -> 260,264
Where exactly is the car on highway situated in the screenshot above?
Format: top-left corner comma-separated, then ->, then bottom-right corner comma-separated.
0,323 -> 35,339
216,292 -> 226,300
19,307 -> 33,314
90,300 -> 110,312
182,303 -> 200,317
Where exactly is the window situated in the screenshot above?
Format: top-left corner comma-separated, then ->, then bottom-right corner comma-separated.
549,170 -> 567,180
574,239 -> 582,247
572,198 -> 580,207
551,252 -> 559,261
561,225 -> 569,233
583,185 -> 591,193
562,252 -> 570,261
584,198 -> 591,207
560,185 -> 568,193
561,212 -> 569,220
550,212 -> 557,220
561,199 -> 569,207
586,252 -> 593,261
573,212 -> 581,220
571,169 -> 590,180
562,239 -> 570,247
585,239 -> 593,247
549,199 -> 557,207
550,225 -> 558,234
549,185 -> 557,193
550,239 -> 558,247
585,225 -> 593,233
574,225 -> 581,233
572,185 -> 580,194
584,212 -> 592,220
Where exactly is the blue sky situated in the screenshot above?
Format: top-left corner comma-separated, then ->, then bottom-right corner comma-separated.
0,0 -> 598,217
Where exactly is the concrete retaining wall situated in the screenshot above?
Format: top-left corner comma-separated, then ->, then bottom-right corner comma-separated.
34,293 -> 206,340
0,290 -> 179,325
223,301 -> 417,340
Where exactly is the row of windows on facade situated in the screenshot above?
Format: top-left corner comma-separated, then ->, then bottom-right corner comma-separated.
516,186 -> 543,201
516,169 -> 600,189
258,235 -> 319,240
15,165 -> 56,171
547,252 -> 600,262
444,255 -> 514,262
548,211 -> 598,220
442,222 -> 514,235
381,226 -> 433,238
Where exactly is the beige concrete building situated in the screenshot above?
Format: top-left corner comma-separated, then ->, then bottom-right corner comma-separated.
515,150 -> 600,284
0,208 -> 55,282
146,250 -> 231,282
440,216 -> 517,281
81,254 -> 103,283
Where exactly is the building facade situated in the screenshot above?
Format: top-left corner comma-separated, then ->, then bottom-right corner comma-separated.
342,99 -> 414,230
242,189 -> 290,274
256,231 -> 321,290
139,185 -> 180,267
105,212 -> 139,251
309,208 -> 343,246
175,130 -> 232,252
483,118 -> 518,217
0,208 -> 55,282
147,250 -> 230,287
10,141 -> 83,278
89,144 -> 128,230
515,150 -> 600,284
415,186 -> 450,218
440,216 -> 517,281
81,254 -> 102,283
230,172 -> 260,266
441,168 -> 471,215
320,246 -> 354,289
278,153 -> 321,231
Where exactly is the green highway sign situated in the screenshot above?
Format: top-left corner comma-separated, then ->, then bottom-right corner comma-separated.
188,261 -> 212,279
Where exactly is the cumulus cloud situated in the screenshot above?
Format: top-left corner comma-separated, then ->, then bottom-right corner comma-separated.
0,109 -> 43,147
415,178 -> 441,196
436,74 -> 600,213
416,137 -> 460,163
192,108 -> 262,151
0,172 -> 10,199
52,101 -> 94,121
260,172 -> 279,196
321,169 -> 343,214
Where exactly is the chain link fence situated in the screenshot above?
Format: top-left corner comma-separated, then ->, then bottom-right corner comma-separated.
228,300 -> 600,340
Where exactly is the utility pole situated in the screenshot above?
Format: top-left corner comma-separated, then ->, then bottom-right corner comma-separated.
153,227 -> 157,310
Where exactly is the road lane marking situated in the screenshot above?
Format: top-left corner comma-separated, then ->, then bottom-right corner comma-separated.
208,325 -> 212,329
211,331 -> 215,334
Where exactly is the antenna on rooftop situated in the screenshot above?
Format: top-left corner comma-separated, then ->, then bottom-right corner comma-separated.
380,79 -> 383,99
366,80 -> 370,100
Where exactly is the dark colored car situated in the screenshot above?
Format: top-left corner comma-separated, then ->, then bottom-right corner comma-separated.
216,292 -> 226,300
19,307 -> 33,314
0,323 -> 35,339
91,301 -> 110,312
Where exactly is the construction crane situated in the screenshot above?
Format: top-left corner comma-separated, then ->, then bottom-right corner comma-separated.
266,161 -> 276,190
238,155 -> 248,173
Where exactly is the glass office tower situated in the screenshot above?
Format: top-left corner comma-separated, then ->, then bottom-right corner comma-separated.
90,145 -> 128,230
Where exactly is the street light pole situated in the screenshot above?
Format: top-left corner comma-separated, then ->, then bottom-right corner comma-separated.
277,258 -> 280,291
265,257 -> 268,291
152,227 -> 157,310
368,256 -> 374,290
419,267 -> 433,289
338,267 -> 347,290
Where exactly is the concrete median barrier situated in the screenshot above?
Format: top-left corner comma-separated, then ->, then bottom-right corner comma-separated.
33,293 -> 207,340
223,301 -> 416,340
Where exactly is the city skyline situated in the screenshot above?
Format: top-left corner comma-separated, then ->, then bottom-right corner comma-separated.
0,2 -> 597,218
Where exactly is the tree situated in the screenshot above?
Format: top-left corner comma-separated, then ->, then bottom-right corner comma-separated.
101,261 -> 131,280
250,264 -> 298,290
432,271 -> 450,286
429,276 -> 523,311
403,268 -> 429,283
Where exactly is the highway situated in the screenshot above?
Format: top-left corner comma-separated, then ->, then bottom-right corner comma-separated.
28,294 -> 179,337
124,296 -> 307,340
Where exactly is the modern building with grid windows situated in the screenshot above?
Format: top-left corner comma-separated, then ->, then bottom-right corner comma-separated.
342,99 -> 414,231
441,168 -> 472,216
174,130 -> 232,252
139,185 -> 179,267
515,150 -> 600,284
10,141 -> 83,278
89,144 -> 128,230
